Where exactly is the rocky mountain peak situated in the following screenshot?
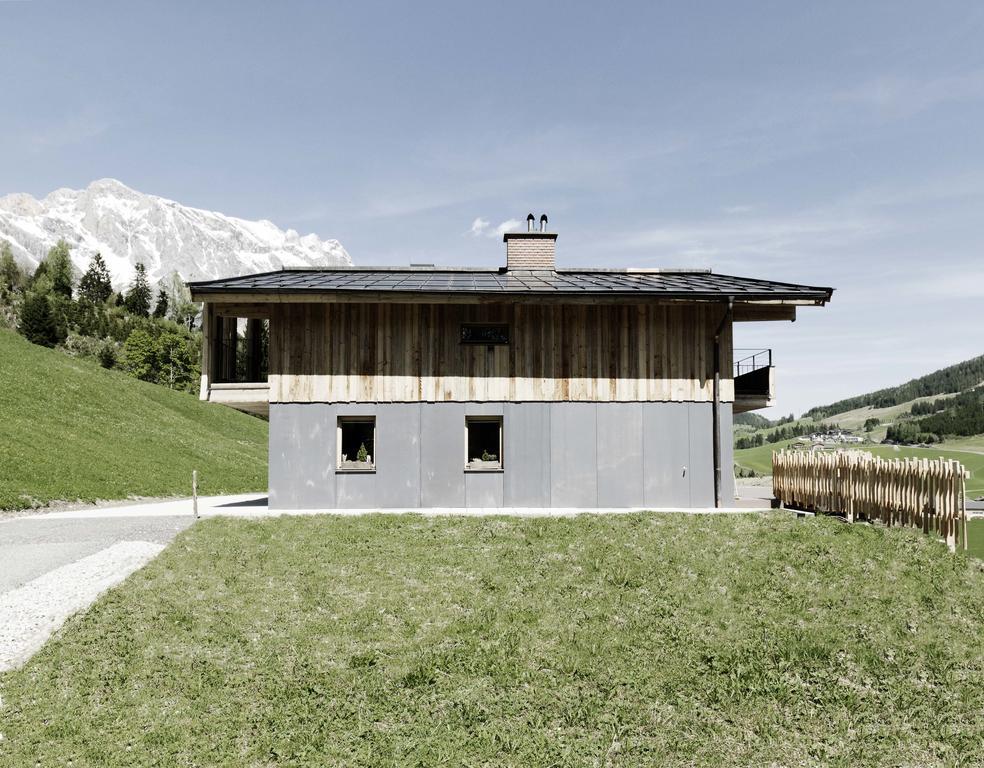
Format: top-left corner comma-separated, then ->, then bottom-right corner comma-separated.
0,179 -> 352,288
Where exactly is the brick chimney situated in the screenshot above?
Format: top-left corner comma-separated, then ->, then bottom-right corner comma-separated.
504,213 -> 556,271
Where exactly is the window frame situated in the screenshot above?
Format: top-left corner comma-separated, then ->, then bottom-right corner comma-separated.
464,415 -> 504,472
336,416 -> 377,473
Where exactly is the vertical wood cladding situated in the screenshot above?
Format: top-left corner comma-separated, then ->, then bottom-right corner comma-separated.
268,302 -> 734,402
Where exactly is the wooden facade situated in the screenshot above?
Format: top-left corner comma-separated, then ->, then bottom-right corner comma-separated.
265,302 -> 735,403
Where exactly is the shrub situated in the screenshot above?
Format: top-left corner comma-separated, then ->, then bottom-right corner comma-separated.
98,342 -> 118,369
121,328 -> 157,381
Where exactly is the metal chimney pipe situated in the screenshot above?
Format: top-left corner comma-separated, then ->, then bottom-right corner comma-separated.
527,213 -> 535,232
540,214 -> 548,232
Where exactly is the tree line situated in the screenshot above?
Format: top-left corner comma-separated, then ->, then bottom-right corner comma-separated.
734,420 -> 834,450
0,240 -> 202,392
804,355 -> 984,420
887,388 -> 984,443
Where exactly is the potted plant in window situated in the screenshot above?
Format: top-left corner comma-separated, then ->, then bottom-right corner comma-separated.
467,449 -> 500,470
340,442 -> 373,470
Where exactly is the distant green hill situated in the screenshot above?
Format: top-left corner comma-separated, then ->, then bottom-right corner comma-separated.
805,354 -> 984,420
0,329 -> 267,510
733,412 -> 771,429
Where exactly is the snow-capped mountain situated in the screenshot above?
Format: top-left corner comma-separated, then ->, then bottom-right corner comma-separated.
0,179 -> 351,287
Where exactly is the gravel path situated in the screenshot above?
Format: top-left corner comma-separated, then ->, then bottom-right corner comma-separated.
0,515 -> 193,592
0,513 -> 195,672
0,541 -> 164,671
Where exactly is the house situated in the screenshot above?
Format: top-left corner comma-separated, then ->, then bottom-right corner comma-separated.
188,214 -> 832,509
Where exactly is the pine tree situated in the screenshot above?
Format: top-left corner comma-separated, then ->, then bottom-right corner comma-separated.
152,288 -> 169,318
44,240 -> 74,299
18,293 -> 62,347
30,259 -> 50,292
78,253 -> 114,304
98,342 -> 117,369
124,263 -> 152,317
0,241 -> 24,293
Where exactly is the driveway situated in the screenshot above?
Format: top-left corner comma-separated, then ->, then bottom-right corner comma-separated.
0,494 -> 262,671
0,515 -> 193,593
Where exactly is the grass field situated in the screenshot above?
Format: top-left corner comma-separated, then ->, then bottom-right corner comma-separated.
735,441 -> 984,497
1,514 -> 982,766
0,329 -> 267,509
968,519 -> 984,560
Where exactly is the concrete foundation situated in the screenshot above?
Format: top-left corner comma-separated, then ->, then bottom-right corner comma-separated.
269,402 -> 735,510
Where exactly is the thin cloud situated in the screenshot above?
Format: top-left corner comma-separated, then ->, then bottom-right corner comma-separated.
890,268 -> 984,300
603,212 -> 885,269
468,217 -> 521,239
29,110 -> 111,151
493,219 -> 520,237
832,70 -> 984,117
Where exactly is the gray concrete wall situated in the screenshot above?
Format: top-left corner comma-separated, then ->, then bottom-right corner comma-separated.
269,401 -> 735,509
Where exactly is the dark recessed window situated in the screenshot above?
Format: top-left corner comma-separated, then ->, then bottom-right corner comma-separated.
337,417 -> 375,471
465,416 -> 503,471
460,323 -> 509,345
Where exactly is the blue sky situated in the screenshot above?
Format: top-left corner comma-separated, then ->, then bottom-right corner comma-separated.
2,1 -> 982,416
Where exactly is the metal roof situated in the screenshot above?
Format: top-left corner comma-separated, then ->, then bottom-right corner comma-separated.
187,267 -> 833,303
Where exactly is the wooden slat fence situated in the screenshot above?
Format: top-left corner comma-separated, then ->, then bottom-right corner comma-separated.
773,450 -> 969,552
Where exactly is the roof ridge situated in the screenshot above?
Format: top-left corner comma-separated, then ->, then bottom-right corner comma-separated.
187,268 -> 834,305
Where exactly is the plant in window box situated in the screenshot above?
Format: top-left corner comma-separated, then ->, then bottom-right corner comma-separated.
340,442 -> 373,470
468,449 -> 500,470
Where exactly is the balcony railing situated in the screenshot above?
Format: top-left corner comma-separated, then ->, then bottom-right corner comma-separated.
733,348 -> 774,413
734,348 -> 772,378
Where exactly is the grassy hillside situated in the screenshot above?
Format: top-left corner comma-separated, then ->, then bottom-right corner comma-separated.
804,354 -> 984,419
0,329 -> 267,510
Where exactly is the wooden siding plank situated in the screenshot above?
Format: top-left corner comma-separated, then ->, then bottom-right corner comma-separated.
269,301 -> 735,403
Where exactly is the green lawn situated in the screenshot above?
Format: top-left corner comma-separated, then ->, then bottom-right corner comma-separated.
0,329 -> 267,509
2,514 -> 982,766
735,440 -> 984,497
734,437 -> 800,475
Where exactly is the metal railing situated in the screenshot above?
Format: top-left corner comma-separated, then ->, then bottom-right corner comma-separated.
734,348 -> 772,378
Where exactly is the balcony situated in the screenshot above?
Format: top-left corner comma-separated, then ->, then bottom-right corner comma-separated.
733,348 -> 774,413
208,381 -> 270,415
201,311 -> 270,415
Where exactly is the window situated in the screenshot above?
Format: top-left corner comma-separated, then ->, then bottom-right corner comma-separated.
465,416 -> 503,471
337,417 -> 375,471
460,323 -> 509,345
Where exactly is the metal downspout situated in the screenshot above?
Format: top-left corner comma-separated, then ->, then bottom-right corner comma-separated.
712,298 -> 734,508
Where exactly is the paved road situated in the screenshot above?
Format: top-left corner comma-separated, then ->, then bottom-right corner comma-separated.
0,495 -> 263,671
0,515 -> 193,593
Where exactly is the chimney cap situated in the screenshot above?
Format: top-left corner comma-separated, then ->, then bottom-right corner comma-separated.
502,231 -> 557,242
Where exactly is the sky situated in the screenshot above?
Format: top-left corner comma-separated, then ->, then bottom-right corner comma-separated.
1,1 -> 982,416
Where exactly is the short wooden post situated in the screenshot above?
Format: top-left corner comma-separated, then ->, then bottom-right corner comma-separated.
962,469 -> 969,552
193,470 -> 199,519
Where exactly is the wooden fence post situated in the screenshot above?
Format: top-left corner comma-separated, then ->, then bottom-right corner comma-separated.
771,449 -> 969,553
193,470 -> 199,519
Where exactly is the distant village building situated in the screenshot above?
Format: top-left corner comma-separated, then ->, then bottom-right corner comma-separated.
189,214 -> 832,509
809,430 -> 865,445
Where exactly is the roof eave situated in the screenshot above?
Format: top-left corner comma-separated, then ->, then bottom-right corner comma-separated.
189,287 -> 832,305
